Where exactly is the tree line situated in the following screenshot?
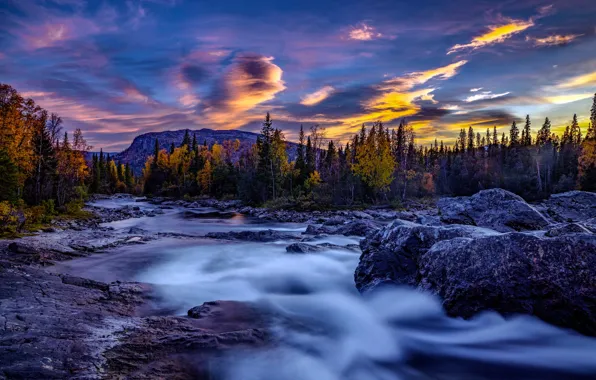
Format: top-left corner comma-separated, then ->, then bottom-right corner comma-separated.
0,83 -> 92,234
139,96 -> 596,207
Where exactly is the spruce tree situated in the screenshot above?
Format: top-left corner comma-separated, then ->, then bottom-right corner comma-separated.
295,125 -> 306,184
153,139 -> 160,168
181,130 -> 191,147
522,115 -> 531,146
509,121 -> 519,146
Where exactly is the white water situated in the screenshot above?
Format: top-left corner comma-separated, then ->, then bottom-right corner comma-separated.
56,199 -> 596,379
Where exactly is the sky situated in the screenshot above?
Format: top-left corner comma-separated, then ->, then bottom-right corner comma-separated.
1,0 -> 595,151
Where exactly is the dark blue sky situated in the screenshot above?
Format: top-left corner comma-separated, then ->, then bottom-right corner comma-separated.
1,0 -> 595,150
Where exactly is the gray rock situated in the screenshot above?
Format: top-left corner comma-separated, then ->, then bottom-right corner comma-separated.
438,188 -> 550,232
286,242 -> 327,253
355,221 -> 496,292
305,219 -> 382,237
545,223 -> 592,237
419,232 -> 596,336
541,191 -> 596,223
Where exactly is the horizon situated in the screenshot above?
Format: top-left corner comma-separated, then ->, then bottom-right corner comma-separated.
1,0 -> 595,151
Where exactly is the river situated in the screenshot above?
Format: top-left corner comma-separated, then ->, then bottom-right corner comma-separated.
53,197 -> 596,380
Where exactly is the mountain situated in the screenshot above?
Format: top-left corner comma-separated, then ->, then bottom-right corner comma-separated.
112,128 -> 298,174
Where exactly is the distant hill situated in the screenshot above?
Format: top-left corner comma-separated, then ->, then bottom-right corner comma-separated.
110,128 -> 298,174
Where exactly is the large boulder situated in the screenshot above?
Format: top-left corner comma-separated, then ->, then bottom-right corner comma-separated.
419,233 -> 596,336
540,191 -> 596,223
355,221 -> 497,292
438,188 -> 550,232
356,218 -> 596,336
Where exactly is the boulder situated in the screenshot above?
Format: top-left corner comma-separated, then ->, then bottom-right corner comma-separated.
419,232 -> 596,336
541,191 -> 596,223
355,221 -> 497,292
438,188 -> 550,232
356,218 -> 596,336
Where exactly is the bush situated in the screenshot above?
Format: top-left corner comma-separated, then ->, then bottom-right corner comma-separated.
0,201 -> 20,235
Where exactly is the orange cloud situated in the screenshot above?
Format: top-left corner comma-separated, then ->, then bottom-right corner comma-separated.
301,86 -> 335,106
348,23 -> 382,41
204,54 -> 286,125
447,19 -> 534,54
545,93 -> 593,104
555,71 -> 596,89
527,34 -> 583,46
380,60 -> 467,91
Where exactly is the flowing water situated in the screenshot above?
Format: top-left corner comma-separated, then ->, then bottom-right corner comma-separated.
54,198 -> 596,380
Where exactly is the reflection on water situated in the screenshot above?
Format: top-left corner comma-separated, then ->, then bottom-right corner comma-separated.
56,199 -> 596,379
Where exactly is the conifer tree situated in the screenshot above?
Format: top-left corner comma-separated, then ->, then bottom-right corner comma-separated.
522,115 -> 532,146
509,121 -> 519,146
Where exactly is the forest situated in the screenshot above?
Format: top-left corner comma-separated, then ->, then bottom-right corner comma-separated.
2,81 -> 596,235
138,100 -> 596,207
0,84 -> 91,235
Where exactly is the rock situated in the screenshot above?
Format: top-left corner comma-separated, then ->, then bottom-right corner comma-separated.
286,242 -> 361,253
419,232 -> 596,336
322,216 -> 345,226
352,210 -> 373,219
545,223 -> 592,237
286,242 -> 327,253
438,188 -> 550,232
336,219 -> 382,236
205,229 -> 300,242
125,236 -> 143,243
355,221 -> 497,292
304,219 -> 382,237
182,210 -> 237,219
541,191 -> 596,223
128,227 -> 148,234
61,274 -> 110,291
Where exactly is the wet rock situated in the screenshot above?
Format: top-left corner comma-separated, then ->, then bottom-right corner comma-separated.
286,242 -> 327,253
438,188 -> 550,232
304,219 -> 382,237
419,232 -> 596,336
61,274 -> 110,291
541,191 -> 596,223
286,242 -> 360,253
205,229 -> 300,242
545,223 -> 592,237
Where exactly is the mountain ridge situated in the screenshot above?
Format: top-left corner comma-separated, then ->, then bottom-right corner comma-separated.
111,128 -> 298,174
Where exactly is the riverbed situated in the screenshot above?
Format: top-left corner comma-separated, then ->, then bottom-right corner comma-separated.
52,198 -> 596,379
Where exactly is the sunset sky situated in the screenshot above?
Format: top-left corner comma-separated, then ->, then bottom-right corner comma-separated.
1,0 -> 595,151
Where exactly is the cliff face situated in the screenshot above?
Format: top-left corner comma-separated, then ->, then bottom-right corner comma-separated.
111,128 -> 297,174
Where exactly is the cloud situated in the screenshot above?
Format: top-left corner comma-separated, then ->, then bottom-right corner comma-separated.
447,18 -> 534,54
204,53 -> 286,124
555,71 -> 596,89
348,23 -> 383,41
465,90 -> 511,102
470,87 -> 483,92
527,34 -> 583,46
380,60 -> 467,91
545,93 -> 593,105
300,86 -> 335,106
